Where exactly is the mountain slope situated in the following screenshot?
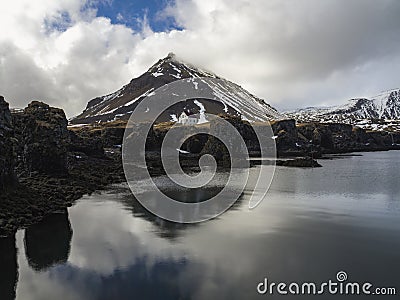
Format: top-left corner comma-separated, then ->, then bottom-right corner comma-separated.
71,53 -> 281,124
286,89 -> 400,127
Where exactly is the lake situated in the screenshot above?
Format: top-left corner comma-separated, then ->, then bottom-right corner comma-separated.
1,151 -> 400,300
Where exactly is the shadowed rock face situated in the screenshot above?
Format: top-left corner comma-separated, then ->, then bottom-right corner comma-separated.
24,209 -> 73,271
21,101 -> 69,175
271,119 -> 298,151
0,235 -> 18,300
0,96 -> 16,191
296,122 -> 399,153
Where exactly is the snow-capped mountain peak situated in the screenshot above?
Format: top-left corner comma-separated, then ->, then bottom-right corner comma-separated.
148,52 -> 218,80
71,53 -> 281,124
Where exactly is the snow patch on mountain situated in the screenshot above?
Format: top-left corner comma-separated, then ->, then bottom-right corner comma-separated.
124,88 -> 155,107
194,100 -> 208,124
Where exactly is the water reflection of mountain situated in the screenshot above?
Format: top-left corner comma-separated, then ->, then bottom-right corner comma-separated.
119,187 -> 245,241
24,209 -> 73,271
0,235 -> 18,300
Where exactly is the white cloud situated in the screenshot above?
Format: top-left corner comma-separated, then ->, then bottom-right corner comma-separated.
1,0 -> 400,117
159,0 -> 400,110
0,0 -> 145,115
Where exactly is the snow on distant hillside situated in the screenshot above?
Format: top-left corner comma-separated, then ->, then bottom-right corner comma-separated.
286,89 -> 400,131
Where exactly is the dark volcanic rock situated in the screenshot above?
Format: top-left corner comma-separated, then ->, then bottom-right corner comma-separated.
68,121 -> 127,156
68,129 -> 104,157
277,157 -> 322,168
0,96 -> 16,191
296,122 -> 400,153
201,136 -> 230,166
1,101 -> 125,237
298,123 -> 355,152
201,116 -> 253,167
297,123 -> 338,148
182,133 -> 209,154
101,126 -> 125,148
271,119 -> 299,152
22,101 -> 69,175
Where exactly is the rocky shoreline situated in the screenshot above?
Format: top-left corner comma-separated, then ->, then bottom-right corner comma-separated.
0,154 -> 124,237
1,97 -> 400,236
0,99 -> 125,237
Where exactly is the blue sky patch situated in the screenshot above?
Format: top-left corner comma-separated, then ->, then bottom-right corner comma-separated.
95,0 -> 183,32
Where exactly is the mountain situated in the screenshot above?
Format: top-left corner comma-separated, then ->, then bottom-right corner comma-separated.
285,89 -> 400,131
71,53 -> 281,124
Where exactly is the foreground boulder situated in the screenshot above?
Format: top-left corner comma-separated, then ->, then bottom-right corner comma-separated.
21,101 -> 69,175
0,96 -> 16,191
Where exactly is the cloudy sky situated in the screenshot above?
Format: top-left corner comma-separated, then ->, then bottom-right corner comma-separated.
1,0 -> 400,117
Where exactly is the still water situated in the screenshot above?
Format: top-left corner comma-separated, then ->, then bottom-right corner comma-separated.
1,151 -> 400,300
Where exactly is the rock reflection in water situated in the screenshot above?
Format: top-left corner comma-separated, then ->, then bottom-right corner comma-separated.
0,234 -> 18,300
119,186 -> 245,240
24,209 -> 73,271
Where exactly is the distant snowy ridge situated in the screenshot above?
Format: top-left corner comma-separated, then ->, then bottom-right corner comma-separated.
286,89 -> 400,131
